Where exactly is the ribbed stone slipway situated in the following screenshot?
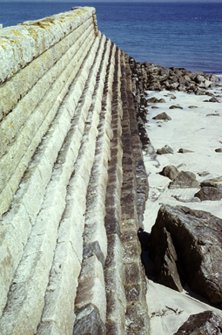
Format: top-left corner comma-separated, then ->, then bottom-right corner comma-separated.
0,7 -> 149,334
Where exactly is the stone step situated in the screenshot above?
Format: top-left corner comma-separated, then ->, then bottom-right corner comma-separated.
36,38 -> 114,335
0,24 -> 95,216
83,43 -> 116,264
0,16 -> 93,122
104,48 -> 127,335
120,52 -> 149,335
73,43 -> 116,334
0,37 -> 114,335
0,34 -> 106,321
0,7 -> 95,84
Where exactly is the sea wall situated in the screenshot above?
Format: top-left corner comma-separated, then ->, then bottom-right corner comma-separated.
0,7 -> 149,335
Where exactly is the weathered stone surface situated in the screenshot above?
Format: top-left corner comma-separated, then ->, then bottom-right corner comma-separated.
73,304 -> 106,335
195,176 -> 222,201
149,205 -> 222,306
152,112 -> 172,121
159,165 -> 179,180
0,7 -> 96,84
156,145 -> 174,155
169,171 -> 199,189
174,311 -> 222,335
75,255 -> 106,323
83,241 -> 105,266
149,225 -> 183,291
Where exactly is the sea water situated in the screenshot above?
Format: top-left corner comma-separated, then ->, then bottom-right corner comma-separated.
0,2 -> 222,73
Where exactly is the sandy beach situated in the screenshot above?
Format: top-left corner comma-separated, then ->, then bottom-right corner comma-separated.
143,82 -> 222,334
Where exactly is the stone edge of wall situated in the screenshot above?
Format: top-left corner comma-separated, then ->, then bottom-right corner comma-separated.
0,6 -> 96,83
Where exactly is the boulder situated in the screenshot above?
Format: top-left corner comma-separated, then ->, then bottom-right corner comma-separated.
149,205 -> 222,306
195,74 -> 205,83
169,104 -> 183,109
168,171 -> 199,189
150,226 -> 183,291
152,112 -> 172,121
174,311 -> 222,335
159,165 -> 179,180
195,187 -> 222,201
209,97 -> 220,103
147,97 -> 166,103
195,176 -> 222,201
156,145 -> 174,155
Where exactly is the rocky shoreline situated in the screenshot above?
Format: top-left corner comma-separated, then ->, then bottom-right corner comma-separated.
131,58 -> 222,334
129,57 -> 220,150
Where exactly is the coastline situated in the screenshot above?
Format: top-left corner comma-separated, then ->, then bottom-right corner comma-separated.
142,80 -> 222,333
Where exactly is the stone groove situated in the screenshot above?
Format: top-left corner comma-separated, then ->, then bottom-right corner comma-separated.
104,48 -> 127,335
36,37 -> 112,335
0,33 -> 103,319
120,53 -> 149,335
0,35 -> 112,335
0,16 -> 93,122
0,7 -> 96,83
0,8 -> 150,335
0,27 -> 96,216
73,43 -> 116,333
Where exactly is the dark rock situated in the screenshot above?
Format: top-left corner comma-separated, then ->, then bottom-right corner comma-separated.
137,227 -> 150,251
159,165 -> 179,180
73,304 -> 106,335
137,228 -> 152,277
169,171 -> 199,189
195,74 -> 206,83
178,148 -> 193,153
174,311 -> 222,335
195,176 -> 222,201
169,94 -> 177,99
201,176 -> 222,187
152,112 -> 172,121
149,205 -> 222,306
156,145 -> 174,155
150,225 -> 183,291
198,171 -> 210,177
209,97 -> 220,103
169,104 -> 183,109
215,148 -> 222,153
147,97 -> 166,103
188,105 -> 198,109
206,112 -> 220,116
195,186 -> 222,201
